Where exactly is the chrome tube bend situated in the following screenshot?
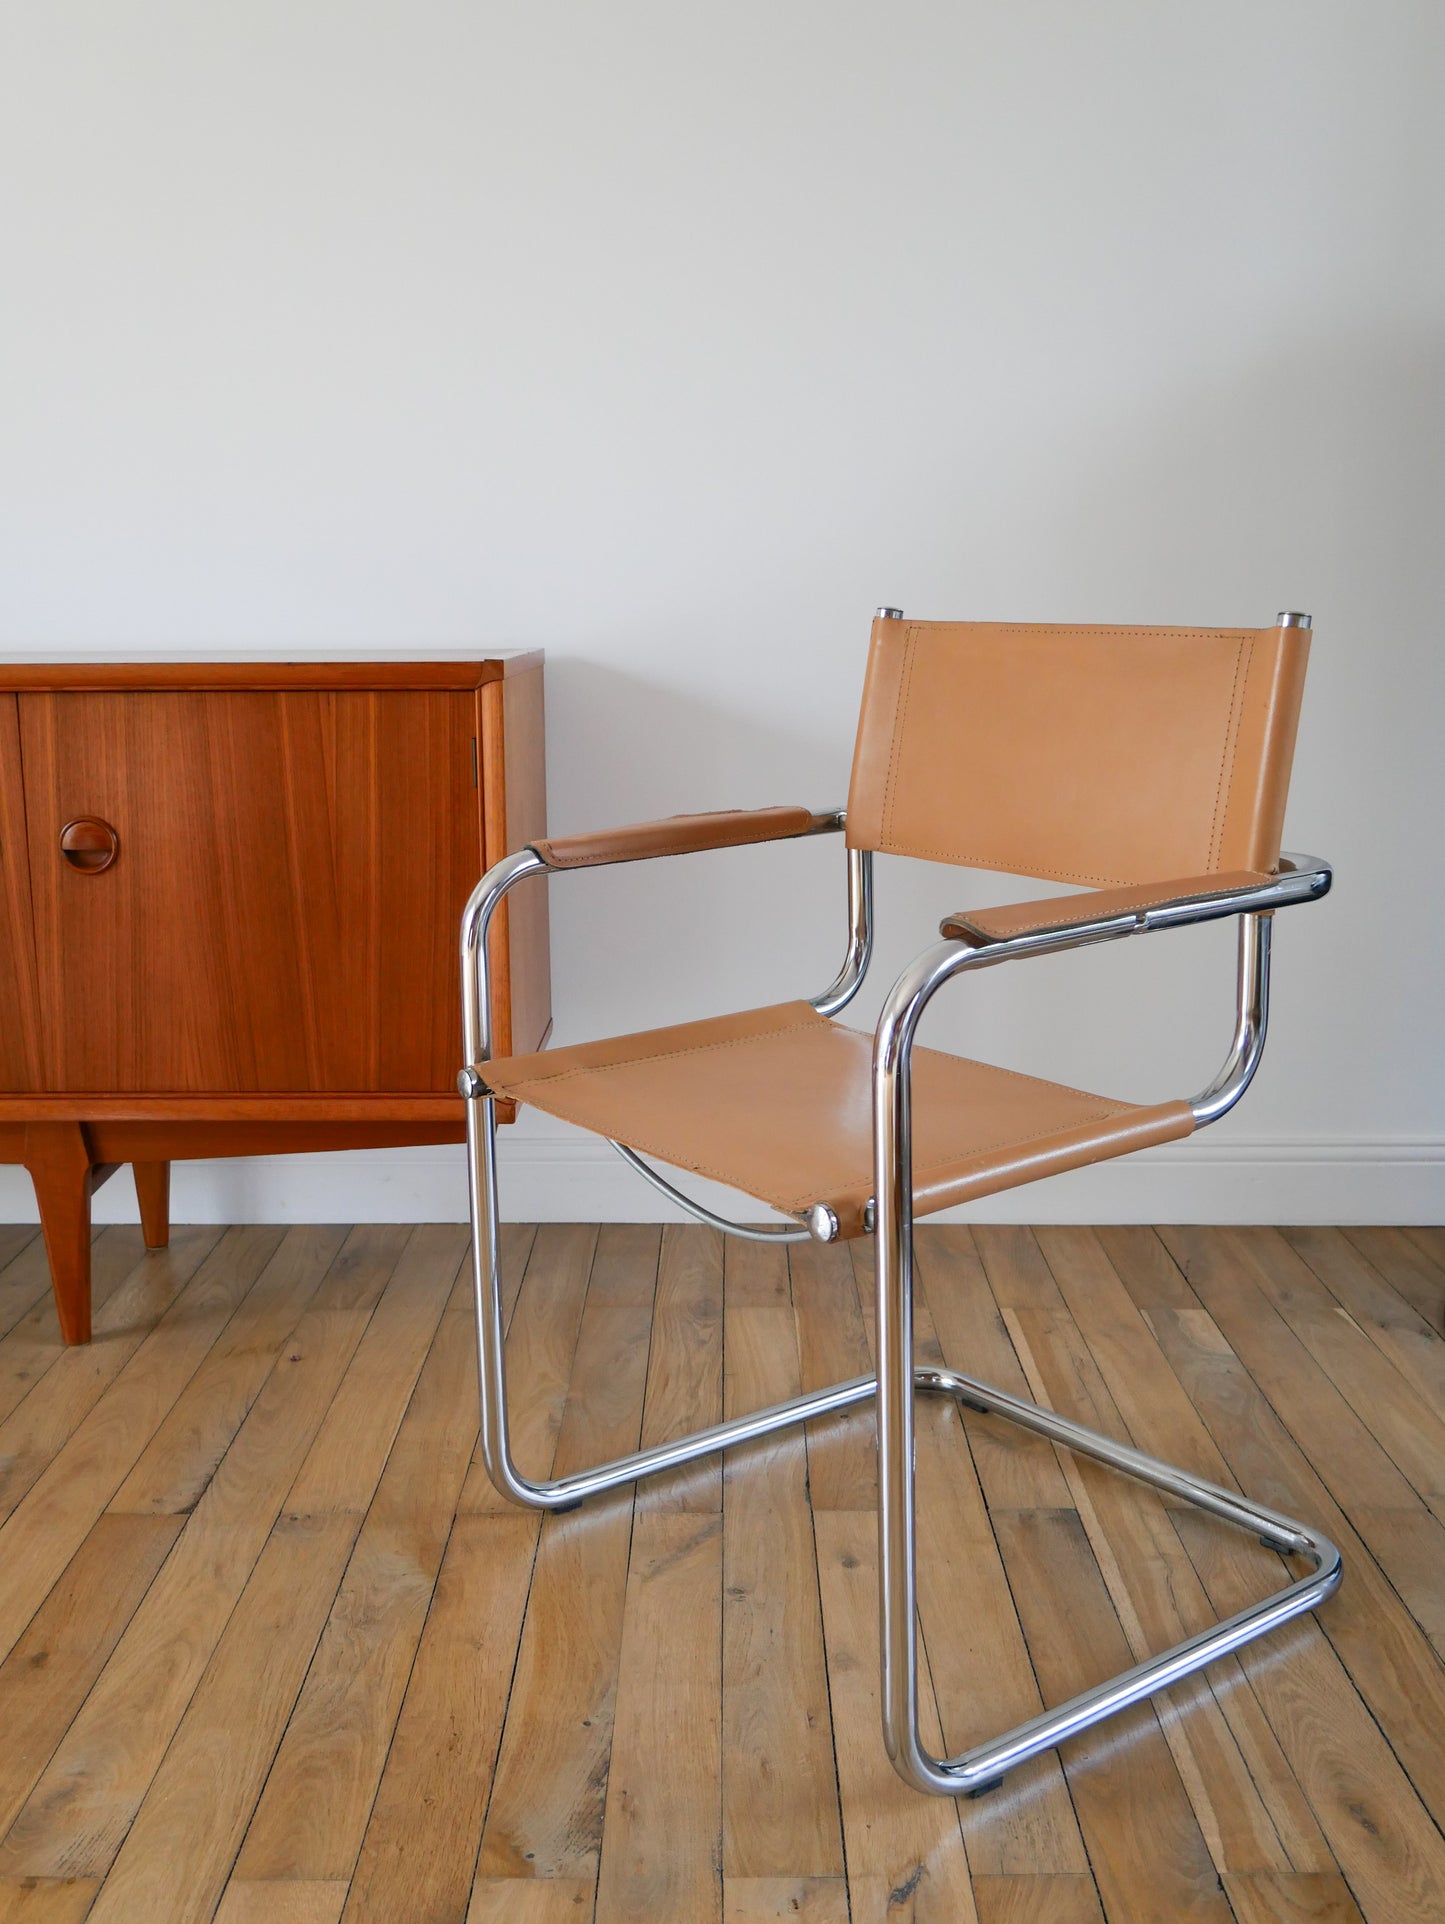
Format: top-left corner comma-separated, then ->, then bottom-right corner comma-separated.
1190,912 -> 1271,1127
608,1141 -> 810,1242
460,846 -> 549,1069
810,846 -> 874,1017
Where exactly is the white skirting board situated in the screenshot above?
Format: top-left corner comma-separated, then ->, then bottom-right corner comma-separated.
0,1132 -> 1440,1227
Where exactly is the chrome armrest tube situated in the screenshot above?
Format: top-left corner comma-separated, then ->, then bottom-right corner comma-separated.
1137,850 -> 1329,931
946,852 -> 1330,967
460,809 -> 858,1074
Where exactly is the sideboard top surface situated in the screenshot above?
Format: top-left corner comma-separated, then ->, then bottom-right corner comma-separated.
0,648 -> 543,692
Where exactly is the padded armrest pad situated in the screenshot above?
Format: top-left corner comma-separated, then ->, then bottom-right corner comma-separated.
532,805 -> 830,869
941,870 -> 1275,945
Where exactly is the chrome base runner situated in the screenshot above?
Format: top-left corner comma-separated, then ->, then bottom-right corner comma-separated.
905,1364 -> 1341,1793
465,1085 -> 1340,1797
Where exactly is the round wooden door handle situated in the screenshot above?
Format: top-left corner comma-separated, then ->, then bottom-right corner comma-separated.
59,817 -> 119,872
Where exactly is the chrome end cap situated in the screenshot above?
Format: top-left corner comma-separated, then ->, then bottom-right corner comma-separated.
805,1203 -> 841,1243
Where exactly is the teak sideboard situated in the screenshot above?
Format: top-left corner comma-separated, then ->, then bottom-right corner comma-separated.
0,651 -> 550,1342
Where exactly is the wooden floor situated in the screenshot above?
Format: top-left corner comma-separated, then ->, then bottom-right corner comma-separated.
1,1223 -> 1444,1923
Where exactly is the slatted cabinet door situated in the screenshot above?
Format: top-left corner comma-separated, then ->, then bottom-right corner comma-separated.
19,689 -> 484,1094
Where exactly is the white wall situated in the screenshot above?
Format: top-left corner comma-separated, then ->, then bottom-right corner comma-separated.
1,2 -> 1441,1226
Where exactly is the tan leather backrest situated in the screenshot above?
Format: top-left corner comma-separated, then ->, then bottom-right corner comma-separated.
846,617 -> 1310,886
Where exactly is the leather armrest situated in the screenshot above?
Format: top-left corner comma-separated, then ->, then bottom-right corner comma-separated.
532,805 -> 838,870
941,870 -> 1279,946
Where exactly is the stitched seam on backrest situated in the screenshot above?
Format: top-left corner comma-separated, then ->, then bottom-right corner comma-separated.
922,626 -> 1250,639
880,623 -> 918,848
1207,637 -> 1251,871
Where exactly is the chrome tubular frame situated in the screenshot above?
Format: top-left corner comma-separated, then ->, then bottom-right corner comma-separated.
460,821 -> 1338,1794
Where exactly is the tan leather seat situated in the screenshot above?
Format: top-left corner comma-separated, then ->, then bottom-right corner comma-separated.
480,999 -> 1193,1237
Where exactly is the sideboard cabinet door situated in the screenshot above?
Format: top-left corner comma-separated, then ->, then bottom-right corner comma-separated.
0,696 -> 43,1091
19,689 -> 485,1094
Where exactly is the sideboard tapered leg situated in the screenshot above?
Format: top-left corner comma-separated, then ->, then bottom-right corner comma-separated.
24,1122 -> 97,1345
133,1160 -> 171,1249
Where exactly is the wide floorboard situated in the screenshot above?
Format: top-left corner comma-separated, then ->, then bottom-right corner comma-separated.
0,1220 -> 1442,1922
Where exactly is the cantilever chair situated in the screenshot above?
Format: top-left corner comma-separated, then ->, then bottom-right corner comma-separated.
459,610 -> 1339,1798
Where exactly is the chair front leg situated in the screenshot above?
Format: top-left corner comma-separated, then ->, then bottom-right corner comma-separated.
873,1064 -> 925,1783
872,938 -> 975,1794
870,939 -> 1342,1801
462,1075 -> 878,1512
464,1083 -> 535,1507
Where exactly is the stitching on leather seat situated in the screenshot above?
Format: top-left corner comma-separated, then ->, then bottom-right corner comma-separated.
473,1099 -> 1142,1219
488,1014 -> 824,1084
489,1017 -> 1137,1110
785,1108 -> 1171,1215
